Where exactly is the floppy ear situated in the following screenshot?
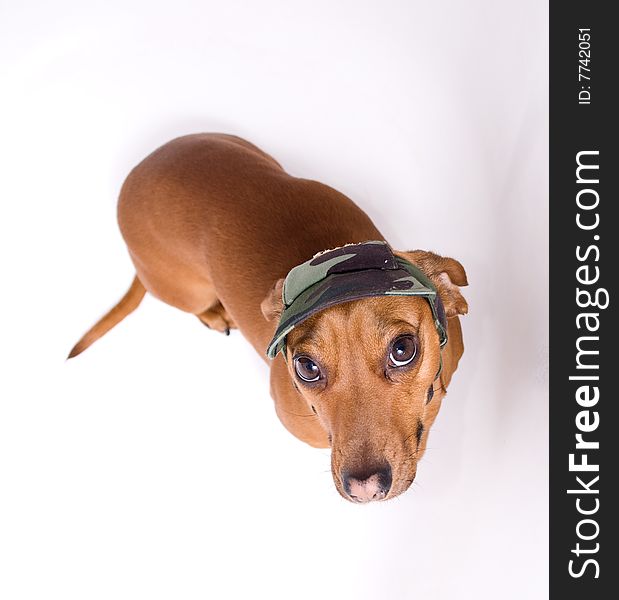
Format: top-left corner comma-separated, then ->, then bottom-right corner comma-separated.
395,250 -> 469,318
261,278 -> 285,321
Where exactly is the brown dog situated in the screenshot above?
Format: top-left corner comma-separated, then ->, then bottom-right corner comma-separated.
69,133 -> 468,502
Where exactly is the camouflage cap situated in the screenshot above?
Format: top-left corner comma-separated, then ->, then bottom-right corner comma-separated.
266,241 -> 448,359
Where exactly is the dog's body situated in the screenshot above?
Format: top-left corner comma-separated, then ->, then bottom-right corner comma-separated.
71,133 -> 468,501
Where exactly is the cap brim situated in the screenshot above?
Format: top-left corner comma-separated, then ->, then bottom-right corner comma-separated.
266,268 -> 436,358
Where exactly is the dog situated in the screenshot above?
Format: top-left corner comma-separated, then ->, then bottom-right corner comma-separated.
69,133 -> 468,503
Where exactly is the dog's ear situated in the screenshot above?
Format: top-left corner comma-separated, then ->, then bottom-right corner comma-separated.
395,250 -> 469,318
261,278 -> 285,321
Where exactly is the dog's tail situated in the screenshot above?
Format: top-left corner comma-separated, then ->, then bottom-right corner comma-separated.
67,275 -> 146,359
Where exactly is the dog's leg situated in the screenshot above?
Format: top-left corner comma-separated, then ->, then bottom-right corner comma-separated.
197,300 -> 237,335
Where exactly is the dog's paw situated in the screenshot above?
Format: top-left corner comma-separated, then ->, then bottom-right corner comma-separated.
197,302 -> 236,335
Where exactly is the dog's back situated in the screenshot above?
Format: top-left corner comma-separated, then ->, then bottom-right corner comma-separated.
71,134 -> 383,356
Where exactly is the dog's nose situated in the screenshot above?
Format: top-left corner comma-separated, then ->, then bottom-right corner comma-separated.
342,464 -> 392,503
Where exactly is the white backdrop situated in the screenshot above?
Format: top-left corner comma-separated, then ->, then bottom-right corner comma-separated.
0,1 -> 548,598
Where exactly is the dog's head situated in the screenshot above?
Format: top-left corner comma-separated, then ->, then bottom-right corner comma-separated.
261,245 -> 468,503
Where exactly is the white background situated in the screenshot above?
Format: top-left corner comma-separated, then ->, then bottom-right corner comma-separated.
0,1 -> 548,598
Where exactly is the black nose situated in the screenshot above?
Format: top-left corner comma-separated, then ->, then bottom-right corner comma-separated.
341,464 -> 392,503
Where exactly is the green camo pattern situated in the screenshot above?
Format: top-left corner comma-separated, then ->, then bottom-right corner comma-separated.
266,241 -> 447,359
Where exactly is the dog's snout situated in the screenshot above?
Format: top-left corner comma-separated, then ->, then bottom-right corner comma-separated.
342,464 -> 392,503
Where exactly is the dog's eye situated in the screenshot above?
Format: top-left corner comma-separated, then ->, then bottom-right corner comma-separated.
294,355 -> 321,382
388,335 -> 418,367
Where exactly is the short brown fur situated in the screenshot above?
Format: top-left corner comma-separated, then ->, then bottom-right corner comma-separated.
70,133 -> 468,501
